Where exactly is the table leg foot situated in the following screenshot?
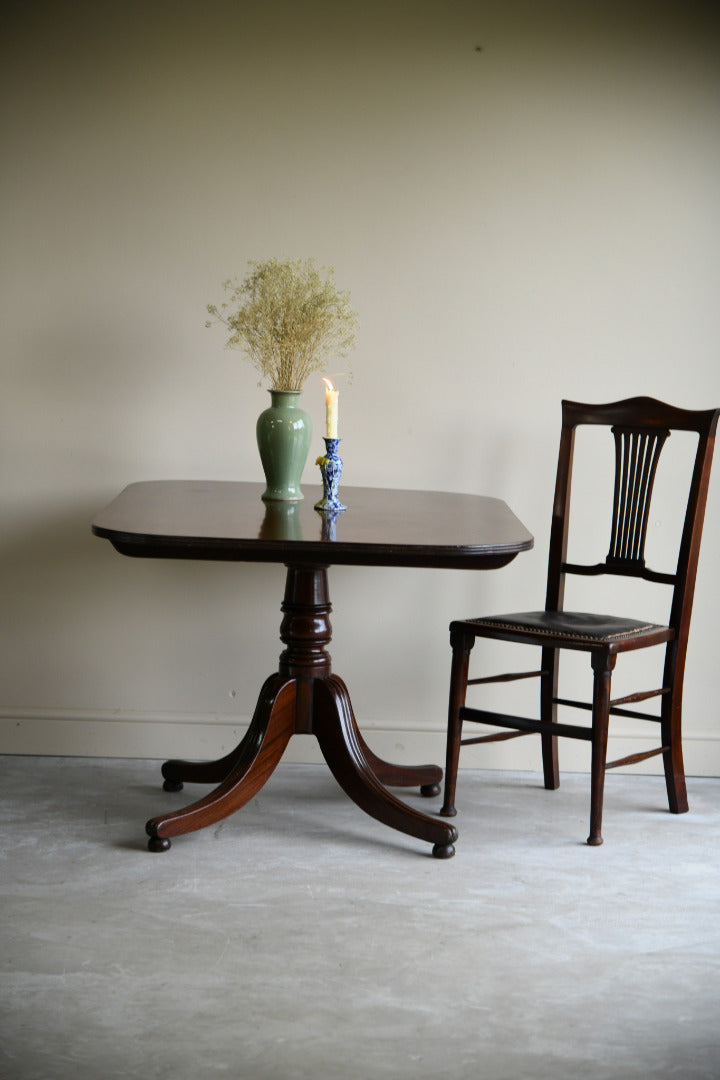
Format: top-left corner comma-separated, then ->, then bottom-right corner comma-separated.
432,842 -> 455,859
420,783 -> 441,798
353,727 -> 443,796
160,723 -> 258,791
147,830 -> 171,853
145,675 -> 295,849
314,675 -> 458,856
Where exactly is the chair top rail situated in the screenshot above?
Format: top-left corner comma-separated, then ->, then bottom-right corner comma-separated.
562,396 -> 719,435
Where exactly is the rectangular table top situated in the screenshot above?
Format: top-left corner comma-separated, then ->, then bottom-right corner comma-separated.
92,480 -> 533,570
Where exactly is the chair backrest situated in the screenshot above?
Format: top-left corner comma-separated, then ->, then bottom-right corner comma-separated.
546,397 -> 719,641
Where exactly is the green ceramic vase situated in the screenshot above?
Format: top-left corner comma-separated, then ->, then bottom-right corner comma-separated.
256,389 -> 312,502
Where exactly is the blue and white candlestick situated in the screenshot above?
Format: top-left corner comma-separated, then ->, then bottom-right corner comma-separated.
315,438 -> 346,513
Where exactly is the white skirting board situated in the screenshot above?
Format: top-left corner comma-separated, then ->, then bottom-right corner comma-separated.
1,710 -> 719,777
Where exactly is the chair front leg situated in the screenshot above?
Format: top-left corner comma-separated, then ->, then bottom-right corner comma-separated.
540,645 -> 560,790
588,651 -> 617,846
440,627 -> 475,818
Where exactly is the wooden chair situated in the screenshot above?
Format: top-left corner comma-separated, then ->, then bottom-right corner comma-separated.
441,397 -> 719,844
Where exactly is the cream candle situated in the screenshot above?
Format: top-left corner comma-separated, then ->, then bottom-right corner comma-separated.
323,378 -> 339,438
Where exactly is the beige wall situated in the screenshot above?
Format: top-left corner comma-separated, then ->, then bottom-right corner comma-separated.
2,1 -> 719,776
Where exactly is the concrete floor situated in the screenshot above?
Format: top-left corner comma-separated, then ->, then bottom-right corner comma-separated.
1,755 -> 719,1080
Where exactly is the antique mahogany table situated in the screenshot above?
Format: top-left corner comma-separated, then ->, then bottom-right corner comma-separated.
92,481 -> 533,858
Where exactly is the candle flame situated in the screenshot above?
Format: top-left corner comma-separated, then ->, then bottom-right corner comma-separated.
322,377 -> 335,391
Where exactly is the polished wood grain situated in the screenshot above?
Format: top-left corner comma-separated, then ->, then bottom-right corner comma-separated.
92,481 -> 533,568
93,481 -> 533,857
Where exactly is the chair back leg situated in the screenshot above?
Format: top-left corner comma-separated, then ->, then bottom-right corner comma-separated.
660,639 -> 690,815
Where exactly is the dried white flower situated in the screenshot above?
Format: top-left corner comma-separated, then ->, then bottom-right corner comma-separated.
207,258 -> 358,391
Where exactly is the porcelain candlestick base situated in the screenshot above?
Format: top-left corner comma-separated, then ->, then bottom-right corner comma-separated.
315,438 -> 346,513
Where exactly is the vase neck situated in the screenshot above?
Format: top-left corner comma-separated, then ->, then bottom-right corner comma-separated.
268,389 -> 302,407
